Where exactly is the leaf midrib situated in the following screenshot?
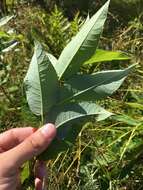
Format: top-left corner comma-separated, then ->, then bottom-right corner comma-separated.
58,68 -> 131,105
56,103 -> 103,128
58,1 -> 109,79
37,49 -> 44,121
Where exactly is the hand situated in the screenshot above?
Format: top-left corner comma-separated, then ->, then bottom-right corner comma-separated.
0,124 -> 56,190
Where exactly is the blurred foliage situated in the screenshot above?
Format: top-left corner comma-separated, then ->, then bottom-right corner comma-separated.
31,5 -> 84,57
0,0 -> 143,189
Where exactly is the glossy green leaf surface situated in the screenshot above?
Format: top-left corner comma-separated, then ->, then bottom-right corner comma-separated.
56,0 -> 110,79
24,42 -> 59,116
84,49 -> 131,65
21,162 -> 30,184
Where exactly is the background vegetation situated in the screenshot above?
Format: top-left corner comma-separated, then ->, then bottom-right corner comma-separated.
0,0 -> 143,189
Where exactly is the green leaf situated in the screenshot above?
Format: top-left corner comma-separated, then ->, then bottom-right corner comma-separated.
0,16 -> 14,27
60,65 -> 135,102
39,102 -> 112,160
47,53 -> 58,67
126,102 -> 143,111
0,31 -> 9,38
84,49 -> 131,65
24,42 -> 59,117
113,114 -> 139,126
2,42 -> 18,53
21,162 -> 30,184
47,102 -> 112,127
55,0 -> 110,79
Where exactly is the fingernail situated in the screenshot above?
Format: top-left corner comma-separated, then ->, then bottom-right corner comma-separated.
40,123 -> 56,139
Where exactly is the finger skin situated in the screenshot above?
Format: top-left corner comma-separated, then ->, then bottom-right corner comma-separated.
34,161 -> 47,190
1,124 -> 56,170
35,178 -> 42,190
0,127 -> 37,152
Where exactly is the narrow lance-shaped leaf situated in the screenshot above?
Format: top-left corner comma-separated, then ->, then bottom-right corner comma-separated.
125,102 -> 143,111
84,49 -> 131,65
113,114 -> 139,126
24,42 -> 59,117
55,0 -> 110,79
0,15 -> 14,27
60,64 -> 135,102
2,42 -> 18,53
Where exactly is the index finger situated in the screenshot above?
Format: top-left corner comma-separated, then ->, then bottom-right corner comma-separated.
0,127 -> 37,152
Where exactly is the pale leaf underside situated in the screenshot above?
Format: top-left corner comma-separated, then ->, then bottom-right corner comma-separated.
55,0 -> 110,79
24,42 -> 58,116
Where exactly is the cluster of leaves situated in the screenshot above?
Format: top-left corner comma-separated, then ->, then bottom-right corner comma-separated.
0,0 -> 142,189
24,0 -> 134,160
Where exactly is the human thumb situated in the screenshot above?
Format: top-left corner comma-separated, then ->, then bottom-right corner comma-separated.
3,123 -> 56,167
